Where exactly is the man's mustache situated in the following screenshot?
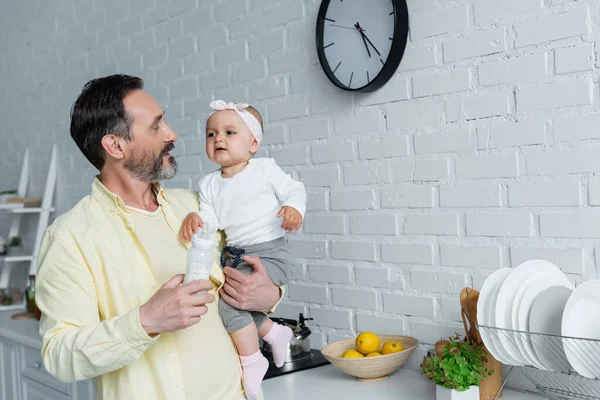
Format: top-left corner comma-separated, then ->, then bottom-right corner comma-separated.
161,143 -> 175,156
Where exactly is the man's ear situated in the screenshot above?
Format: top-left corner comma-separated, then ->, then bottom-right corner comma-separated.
101,134 -> 126,161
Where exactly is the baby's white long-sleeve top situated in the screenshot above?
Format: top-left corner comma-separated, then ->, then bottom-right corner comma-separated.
198,158 -> 307,247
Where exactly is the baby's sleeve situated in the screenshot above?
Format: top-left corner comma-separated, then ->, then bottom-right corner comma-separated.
266,159 -> 307,217
198,177 -> 219,232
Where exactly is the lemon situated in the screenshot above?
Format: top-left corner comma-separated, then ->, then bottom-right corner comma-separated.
381,340 -> 404,355
355,332 -> 380,355
366,352 -> 383,357
342,349 -> 364,358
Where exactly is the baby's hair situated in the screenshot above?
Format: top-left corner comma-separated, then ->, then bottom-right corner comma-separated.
245,105 -> 264,131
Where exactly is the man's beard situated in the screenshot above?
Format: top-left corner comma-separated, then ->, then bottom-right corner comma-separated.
124,143 -> 178,182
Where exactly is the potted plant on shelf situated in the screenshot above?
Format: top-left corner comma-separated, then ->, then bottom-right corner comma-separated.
421,334 -> 493,400
8,236 -> 22,255
0,189 -> 17,203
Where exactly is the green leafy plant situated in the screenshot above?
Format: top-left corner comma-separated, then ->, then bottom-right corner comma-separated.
9,236 -> 21,246
0,190 -> 17,195
420,333 -> 493,391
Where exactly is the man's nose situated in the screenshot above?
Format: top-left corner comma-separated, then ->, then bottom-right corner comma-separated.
165,123 -> 178,142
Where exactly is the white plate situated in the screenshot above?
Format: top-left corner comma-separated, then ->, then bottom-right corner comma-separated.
509,277 -> 538,366
477,268 -> 515,365
495,259 -> 565,366
562,280 -> 600,379
515,274 -> 573,368
529,285 -> 572,372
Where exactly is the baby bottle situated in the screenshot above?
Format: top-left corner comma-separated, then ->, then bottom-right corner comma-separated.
184,222 -> 215,287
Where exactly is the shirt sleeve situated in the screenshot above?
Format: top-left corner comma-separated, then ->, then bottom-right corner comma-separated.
36,229 -> 158,383
266,160 -> 307,217
197,177 -> 219,233
266,286 -> 285,314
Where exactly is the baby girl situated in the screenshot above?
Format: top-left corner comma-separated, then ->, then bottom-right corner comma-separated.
179,100 -> 306,399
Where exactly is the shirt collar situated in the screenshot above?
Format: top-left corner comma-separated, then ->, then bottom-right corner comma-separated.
90,177 -> 167,213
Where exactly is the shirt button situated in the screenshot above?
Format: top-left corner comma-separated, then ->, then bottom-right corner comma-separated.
151,284 -> 157,290
167,351 -> 174,356
176,383 -> 181,389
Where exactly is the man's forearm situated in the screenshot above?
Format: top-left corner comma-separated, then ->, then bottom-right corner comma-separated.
40,307 -> 156,382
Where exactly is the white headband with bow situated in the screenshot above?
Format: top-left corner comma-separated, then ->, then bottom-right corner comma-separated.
208,100 -> 263,144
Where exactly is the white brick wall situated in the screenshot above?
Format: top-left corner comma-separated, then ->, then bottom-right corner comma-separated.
410,6 -> 469,40
4,0 -> 600,372
446,90 -> 512,121
555,44 -> 594,74
440,245 -> 502,269
440,184 -> 501,207
517,78 -> 593,113
478,121 -> 546,149
443,28 -> 506,63
514,7 -> 589,48
412,68 -> 471,97
478,53 -> 548,86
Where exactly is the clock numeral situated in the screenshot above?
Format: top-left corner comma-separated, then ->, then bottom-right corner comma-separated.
333,61 -> 342,74
389,37 -> 393,41
389,11 -> 395,15
324,42 -> 335,49
349,71 -> 354,88
380,58 -> 385,65
366,71 -> 370,84
324,17 -> 335,22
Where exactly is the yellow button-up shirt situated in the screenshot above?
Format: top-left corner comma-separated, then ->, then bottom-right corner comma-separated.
36,178 -> 266,400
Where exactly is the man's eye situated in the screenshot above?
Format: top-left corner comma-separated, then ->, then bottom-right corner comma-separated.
152,125 -> 160,131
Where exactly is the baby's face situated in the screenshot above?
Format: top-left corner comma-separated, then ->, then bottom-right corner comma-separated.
205,110 -> 259,167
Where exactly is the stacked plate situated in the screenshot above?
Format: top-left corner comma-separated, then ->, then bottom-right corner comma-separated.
478,259 -> 582,373
561,280 -> 600,378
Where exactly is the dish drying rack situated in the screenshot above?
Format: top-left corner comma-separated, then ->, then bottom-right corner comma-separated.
478,325 -> 600,400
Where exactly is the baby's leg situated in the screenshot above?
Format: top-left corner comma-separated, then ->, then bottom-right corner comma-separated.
231,321 -> 260,356
256,316 -> 293,368
219,299 -> 267,400
247,242 -> 295,368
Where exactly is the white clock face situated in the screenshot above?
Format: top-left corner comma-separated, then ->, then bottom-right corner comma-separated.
321,0 -> 396,90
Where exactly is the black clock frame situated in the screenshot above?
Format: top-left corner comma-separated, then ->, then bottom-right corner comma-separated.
315,0 -> 409,93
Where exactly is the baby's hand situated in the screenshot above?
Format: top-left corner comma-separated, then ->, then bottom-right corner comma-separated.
180,212 -> 204,242
276,206 -> 302,232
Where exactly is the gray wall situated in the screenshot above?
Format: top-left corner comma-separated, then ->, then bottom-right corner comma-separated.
1,0 -> 600,364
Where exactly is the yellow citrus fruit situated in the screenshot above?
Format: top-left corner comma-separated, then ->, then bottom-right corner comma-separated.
342,349 -> 364,358
355,332 -> 380,355
381,340 -> 404,355
366,352 -> 383,357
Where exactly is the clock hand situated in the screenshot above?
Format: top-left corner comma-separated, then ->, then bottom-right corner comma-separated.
330,23 -> 364,31
364,34 -> 381,56
354,22 -> 371,58
356,22 -> 381,57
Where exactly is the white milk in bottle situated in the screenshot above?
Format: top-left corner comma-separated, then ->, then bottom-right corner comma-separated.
184,223 -> 215,289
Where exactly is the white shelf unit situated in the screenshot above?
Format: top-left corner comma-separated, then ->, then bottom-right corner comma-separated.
0,146 -> 57,312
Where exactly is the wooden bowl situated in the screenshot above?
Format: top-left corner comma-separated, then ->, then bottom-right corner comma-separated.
321,335 -> 419,382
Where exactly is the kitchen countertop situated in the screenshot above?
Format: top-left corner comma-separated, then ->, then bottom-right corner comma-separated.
263,364 -> 546,400
0,311 -> 546,399
0,309 -> 42,347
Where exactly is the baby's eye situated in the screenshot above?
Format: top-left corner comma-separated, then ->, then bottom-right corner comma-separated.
207,132 -> 215,138
227,130 -> 235,135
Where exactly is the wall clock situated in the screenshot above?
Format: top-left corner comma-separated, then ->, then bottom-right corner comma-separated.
316,0 -> 409,92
